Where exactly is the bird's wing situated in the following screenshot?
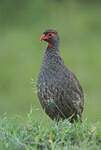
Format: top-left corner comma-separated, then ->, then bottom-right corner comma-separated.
66,71 -> 84,115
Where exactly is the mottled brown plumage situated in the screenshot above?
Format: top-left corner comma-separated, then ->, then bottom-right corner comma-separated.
37,29 -> 84,122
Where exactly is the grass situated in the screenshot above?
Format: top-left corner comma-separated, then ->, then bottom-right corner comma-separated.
0,109 -> 101,150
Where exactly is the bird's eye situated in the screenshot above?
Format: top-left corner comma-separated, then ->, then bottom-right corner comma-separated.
48,33 -> 52,37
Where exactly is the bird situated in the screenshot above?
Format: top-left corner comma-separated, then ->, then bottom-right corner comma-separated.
37,29 -> 84,122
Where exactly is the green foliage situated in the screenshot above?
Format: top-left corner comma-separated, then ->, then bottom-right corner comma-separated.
0,112 -> 101,150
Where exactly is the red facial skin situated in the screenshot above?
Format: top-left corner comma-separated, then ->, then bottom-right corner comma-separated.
40,34 -> 48,41
40,32 -> 55,48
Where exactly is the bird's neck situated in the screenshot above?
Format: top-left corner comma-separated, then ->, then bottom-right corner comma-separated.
46,41 -> 59,53
43,46 -> 61,67
45,46 -> 60,56
47,41 -> 59,49
43,41 -> 60,65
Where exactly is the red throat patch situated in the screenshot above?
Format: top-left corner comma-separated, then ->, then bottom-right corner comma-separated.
48,43 -> 53,48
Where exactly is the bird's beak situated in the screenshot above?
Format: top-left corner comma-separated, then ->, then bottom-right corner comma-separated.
40,34 -> 48,41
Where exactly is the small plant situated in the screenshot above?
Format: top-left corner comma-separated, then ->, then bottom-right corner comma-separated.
0,111 -> 101,150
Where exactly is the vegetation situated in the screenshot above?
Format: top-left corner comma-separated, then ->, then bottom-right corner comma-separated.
0,110 -> 101,150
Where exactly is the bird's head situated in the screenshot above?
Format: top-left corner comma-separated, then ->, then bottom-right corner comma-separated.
40,29 -> 59,48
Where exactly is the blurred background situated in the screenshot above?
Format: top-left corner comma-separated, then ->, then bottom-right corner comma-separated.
0,0 -> 101,122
